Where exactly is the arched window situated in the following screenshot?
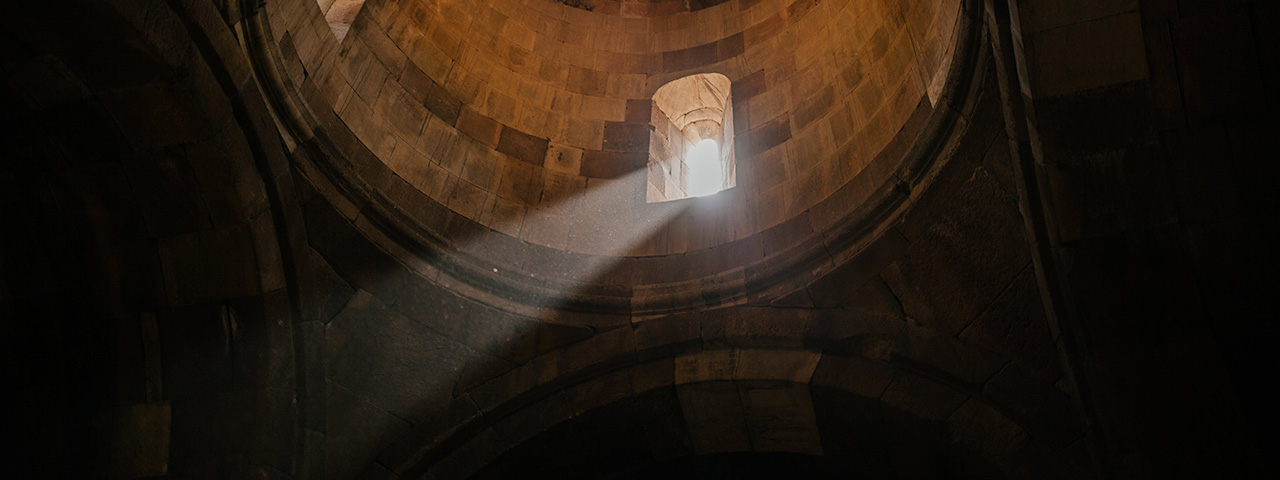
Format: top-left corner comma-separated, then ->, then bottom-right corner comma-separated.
647,73 -> 736,202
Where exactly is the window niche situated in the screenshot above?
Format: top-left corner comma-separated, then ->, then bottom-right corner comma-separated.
316,0 -> 367,42
647,73 -> 736,203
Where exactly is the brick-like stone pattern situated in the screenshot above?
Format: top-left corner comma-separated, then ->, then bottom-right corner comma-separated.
8,0 -> 1272,479
268,0 -> 965,256
290,58 -> 1087,479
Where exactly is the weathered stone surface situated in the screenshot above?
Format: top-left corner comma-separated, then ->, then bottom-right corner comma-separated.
325,384 -> 410,480
735,114 -> 791,158
159,226 -> 263,306
738,381 -> 822,454
579,150 -> 646,178
676,381 -> 752,454
883,161 -> 1029,335
157,302 -> 234,400
496,126 -> 550,166
663,42 -> 719,73
600,122 -> 649,153
327,289 -> 470,422
455,108 -> 502,147
9,0 -> 1275,478
109,403 -> 171,478
811,354 -> 894,400
960,267 -> 1062,380
303,200 -> 408,299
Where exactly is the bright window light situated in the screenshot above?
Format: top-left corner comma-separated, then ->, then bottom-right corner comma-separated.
686,139 -> 722,197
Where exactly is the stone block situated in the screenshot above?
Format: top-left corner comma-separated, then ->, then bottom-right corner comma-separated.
881,372 -> 968,424
109,403 -> 171,478
399,62 -> 463,125
125,157 -> 213,237
959,268 -> 1061,380
744,13 -> 786,49
732,70 -> 767,103
625,99 -> 653,123
374,79 -> 428,139
324,384 -> 410,479
810,355 -> 894,399
735,113 -> 791,159
461,148 -> 504,191
354,61 -> 389,105
676,381 -> 752,454
540,144 -> 586,177
579,94 -> 627,122
328,293 -> 472,421
303,200 -> 409,298
1015,0 -> 1139,34
601,121 -> 650,153
446,179 -> 488,220
944,400 -> 1029,466
807,231 -> 909,309
982,363 -> 1082,448
518,208 -> 571,249
739,381 -> 823,454
497,158 -> 539,203
883,162 -> 1029,334
157,302 -> 233,400
98,83 -> 216,149
735,350 -> 820,382
455,107 -> 502,147
1028,13 -> 1148,97
663,42 -> 719,73
580,150 -> 646,178
717,32 -> 745,60
891,325 -> 1006,388
357,17 -> 407,74
159,226 -> 262,306
675,349 -> 738,384
698,304 -> 806,346
792,85 -> 835,130
567,65 -> 609,96
562,116 -> 605,149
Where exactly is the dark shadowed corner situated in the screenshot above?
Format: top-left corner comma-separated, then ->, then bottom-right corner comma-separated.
2,0 -> 1274,479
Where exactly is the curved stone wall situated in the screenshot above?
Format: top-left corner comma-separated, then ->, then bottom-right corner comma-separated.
2,1 -> 314,476
9,1 -> 1276,479
267,0 -> 963,256
253,0 -> 976,314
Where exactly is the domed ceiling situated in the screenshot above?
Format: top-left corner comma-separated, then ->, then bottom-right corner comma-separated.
255,0 -> 969,314
4,1 -> 1269,478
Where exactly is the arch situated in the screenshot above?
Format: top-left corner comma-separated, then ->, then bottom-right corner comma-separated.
235,0 -> 988,316
376,310 -> 1086,478
2,0 -> 315,476
648,72 -> 736,202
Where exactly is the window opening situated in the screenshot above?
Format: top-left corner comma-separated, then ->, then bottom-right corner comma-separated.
647,73 -> 736,202
686,139 -> 722,197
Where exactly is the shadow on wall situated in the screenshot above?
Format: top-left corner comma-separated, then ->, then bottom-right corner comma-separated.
282,0 -> 967,273
3,1 -> 307,477
254,0 -> 1072,478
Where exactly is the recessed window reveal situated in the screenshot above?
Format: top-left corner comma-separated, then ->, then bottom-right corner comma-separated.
647,73 -> 736,202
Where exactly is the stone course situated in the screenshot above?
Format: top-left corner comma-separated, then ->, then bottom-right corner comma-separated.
3,0 -> 1273,479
